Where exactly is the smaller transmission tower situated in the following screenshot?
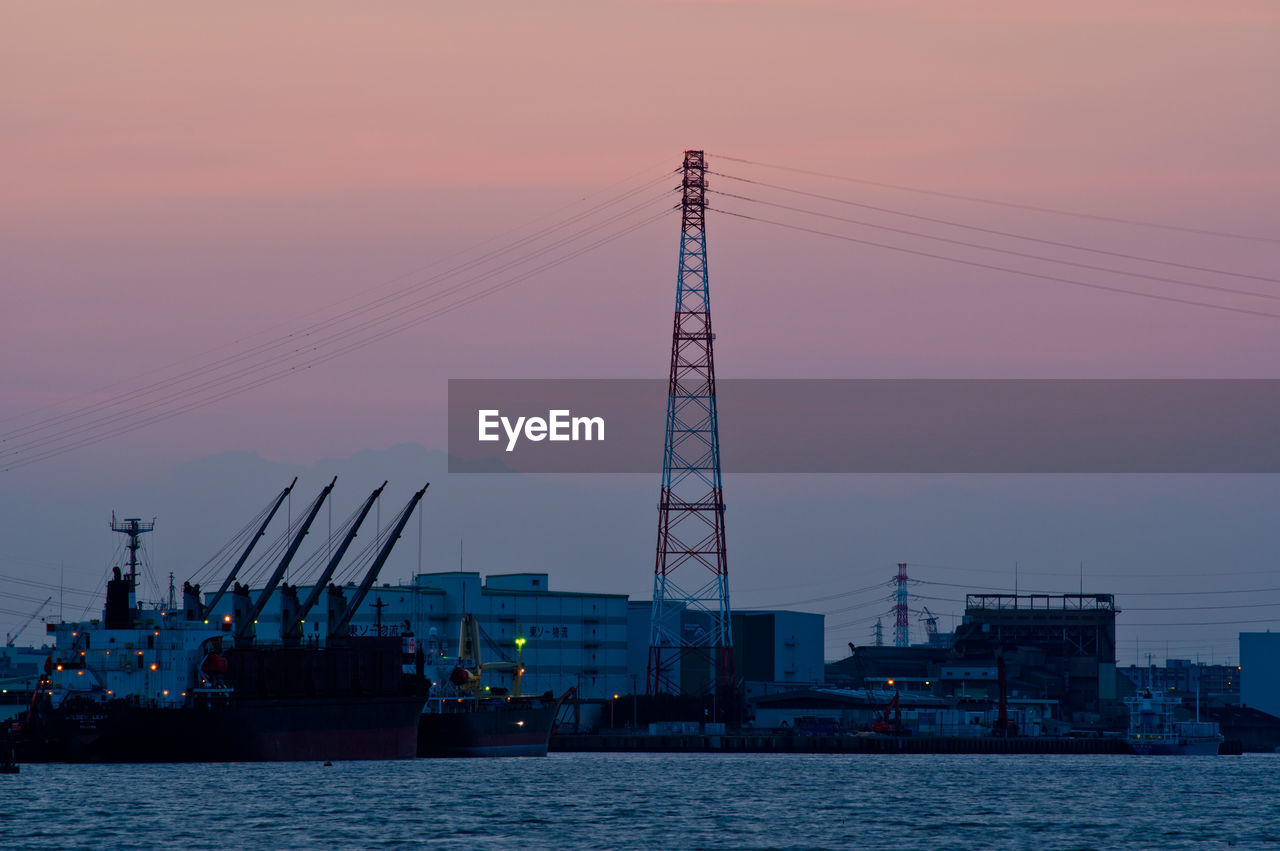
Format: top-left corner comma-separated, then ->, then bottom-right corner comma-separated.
893,562 -> 909,647
873,618 -> 884,648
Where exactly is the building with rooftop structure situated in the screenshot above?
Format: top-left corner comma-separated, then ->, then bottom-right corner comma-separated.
206,571 -> 629,700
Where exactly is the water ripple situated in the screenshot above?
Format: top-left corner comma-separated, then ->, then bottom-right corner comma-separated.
1,753 -> 1278,849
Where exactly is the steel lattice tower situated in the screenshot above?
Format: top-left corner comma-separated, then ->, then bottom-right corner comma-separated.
893,562 -> 910,647
647,150 -> 732,696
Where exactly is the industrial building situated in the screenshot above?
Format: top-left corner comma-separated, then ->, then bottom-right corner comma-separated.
199,571 -> 825,706
0,644 -> 47,722
1240,632 -> 1280,718
825,592 -> 1119,727
206,571 -> 630,700
626,602 -> 825,695
748,688 -> 1050,737
1119,659 -> 1239,706
950,593 -> 1118,721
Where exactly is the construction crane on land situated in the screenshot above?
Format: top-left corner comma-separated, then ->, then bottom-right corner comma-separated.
6,596 -> 52,647
918,607 -> 939,645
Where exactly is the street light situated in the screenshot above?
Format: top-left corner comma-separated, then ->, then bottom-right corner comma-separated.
611,693 -> 619,728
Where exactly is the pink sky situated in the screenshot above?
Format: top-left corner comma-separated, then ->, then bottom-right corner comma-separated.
2,1 -> 1280,658
3,0 -> 1278,465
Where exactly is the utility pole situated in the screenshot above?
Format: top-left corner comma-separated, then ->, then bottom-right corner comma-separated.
647,150 -> 732,698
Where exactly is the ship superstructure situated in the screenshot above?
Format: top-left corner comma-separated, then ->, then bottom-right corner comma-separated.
1124,689 -> 1223,756
416,616 -> 564,757
16,480 -> 431,763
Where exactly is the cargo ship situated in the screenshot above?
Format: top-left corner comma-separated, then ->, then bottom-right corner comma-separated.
12,480 -> 431,763
1124,689 -> 1223,755
416,615 -> 565,757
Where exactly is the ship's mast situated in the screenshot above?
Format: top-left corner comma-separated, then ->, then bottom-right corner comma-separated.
110,512 -> 155,590
104,513 -> 155,627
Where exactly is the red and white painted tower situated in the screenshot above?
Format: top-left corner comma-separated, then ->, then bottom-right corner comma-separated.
646,150 -> 732,696
893,562 -> 910,647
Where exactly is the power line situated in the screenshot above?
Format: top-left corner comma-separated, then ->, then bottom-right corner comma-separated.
1,200 -> 673,470
0,163 -> 677,432
7,207 -> 669,471
4,193 -> 667,458
766,580 -> 892,609
708,205 -> 1280,322
708,170 -> 1280,284
913,577 -> 1280,598
1124,618 -> 1280,627
0,573 -> 99,599
1124,602 -> 1280,612
708,188 -> 1280,303
2,178 -> 673,450
908,561 -> 1280,580
710,153 -> 1280,245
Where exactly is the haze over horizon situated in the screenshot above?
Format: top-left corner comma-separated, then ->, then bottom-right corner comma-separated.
3,2 -> 1279,663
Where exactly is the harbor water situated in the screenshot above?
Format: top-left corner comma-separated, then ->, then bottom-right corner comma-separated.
3,753 -> 1277,849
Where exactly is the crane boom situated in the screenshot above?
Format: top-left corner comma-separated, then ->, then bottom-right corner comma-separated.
204,478 -> 296,618
235,477 -> 336,641
327,483 -> 429,640
918,606 -> 939,644
6,596 -> 52,647
283,481 -> 387,642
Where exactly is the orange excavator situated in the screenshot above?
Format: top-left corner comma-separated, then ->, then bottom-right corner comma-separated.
871,692 -> 903,735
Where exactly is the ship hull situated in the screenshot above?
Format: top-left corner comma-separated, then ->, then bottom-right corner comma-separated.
1127,738 -> 1222,756
418,701 -> 557,757
21,695 -> 425,763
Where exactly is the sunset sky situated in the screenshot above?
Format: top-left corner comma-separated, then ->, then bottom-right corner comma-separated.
2,2 -> 1279,658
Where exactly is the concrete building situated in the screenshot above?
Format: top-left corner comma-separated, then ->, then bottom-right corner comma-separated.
749,687 -> 948,733
732,610 -> 825,686
828,593 -> 1118,725
1240,632 -> 1280,718
826,645 -> 950,689
0,644 -> 49,722
951,593 -> 1118,721
208,571 -> 630,700
1119,659 -> 1239,706
626,602 -> 825,694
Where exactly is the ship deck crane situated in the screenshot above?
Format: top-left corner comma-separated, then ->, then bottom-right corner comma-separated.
6,596 -> 52,647
326,483 -> 429,642
281,481 -> 387,644
455,614 -> 525,697
203,478 -> 296,618
234,477 -> 336,643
